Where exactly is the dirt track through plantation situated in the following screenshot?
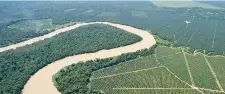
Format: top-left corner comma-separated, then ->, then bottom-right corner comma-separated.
0,22 -> 156,94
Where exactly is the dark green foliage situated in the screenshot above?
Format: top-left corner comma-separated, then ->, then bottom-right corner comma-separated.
53,46 -> 156,94
0,24 -> 141,94
0,27 -> 50,47
1,1 -> 225,54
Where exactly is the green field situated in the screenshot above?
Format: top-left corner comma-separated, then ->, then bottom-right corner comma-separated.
90,67 -> 190,94
186,53 -> 219,90
8,19 -> 54,32
87,46 -> 225,94
207,56 -> 225,91
156,48 -> 192,85
92,55 -> 159,78
0,24 -> 141,94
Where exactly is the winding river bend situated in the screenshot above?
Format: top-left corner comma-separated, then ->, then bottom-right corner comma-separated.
0,22 -> 156,94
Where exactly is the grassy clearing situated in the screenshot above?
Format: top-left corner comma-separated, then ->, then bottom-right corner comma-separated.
155,46 -> 182,59
8,19 -> 76,33
8,19 -> 54,32
152,1 -> 224,10
132,10 -> 147,18
90,67 -> 190,94
186,53 -> 219,90
97,12 -> 119,17
92,55 -> 160,78
153,35 -> 170,46
1,19 -> 76,47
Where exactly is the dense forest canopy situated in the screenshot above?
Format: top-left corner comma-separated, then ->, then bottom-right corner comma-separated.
0,24 -> 141,94
0,1 -> 225,54
88,46 -> 225,94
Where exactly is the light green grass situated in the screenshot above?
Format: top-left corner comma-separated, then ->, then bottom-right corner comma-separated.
90,67 -> 190,94
154,35 -> 170,46
155,46 -> 182,59
132,10 -> 147,18
97,12 -> 119,17
186,53 -> 219,90
157,52 -> 192,85
92,55 -> 160,78
111,89 -> 201,94
8,19 -> 76,33
152,1 -> 224,10
8,19 -> 54,32
207,56 -> 225,91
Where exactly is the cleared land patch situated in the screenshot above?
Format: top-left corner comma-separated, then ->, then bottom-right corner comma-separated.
132,10 -> 147,18
8,19 -> 54,32
152,1 -> 224,10
97,12 -> 119,17
155,46 -> 182,59
90,67 -> 190,94
92,55 -> 159,78
1,19 -> 76,47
